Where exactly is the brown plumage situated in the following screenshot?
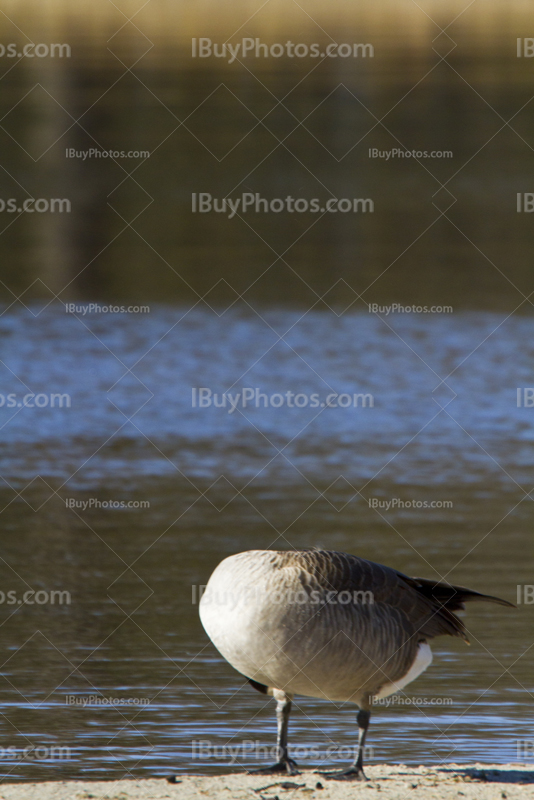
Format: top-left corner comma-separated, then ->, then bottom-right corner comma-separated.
199,549 -> 514,780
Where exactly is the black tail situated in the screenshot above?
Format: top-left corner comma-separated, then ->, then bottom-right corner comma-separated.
410,577 -> 516,611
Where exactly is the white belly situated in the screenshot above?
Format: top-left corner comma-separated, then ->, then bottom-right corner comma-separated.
374,642 -> 433,699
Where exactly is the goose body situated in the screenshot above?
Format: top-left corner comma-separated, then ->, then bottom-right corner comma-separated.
200,550 -> 438,703
199,549 -> 514,779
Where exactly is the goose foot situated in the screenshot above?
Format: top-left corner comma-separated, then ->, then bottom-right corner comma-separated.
315,766 -> 368,781
248,758 -> 300,776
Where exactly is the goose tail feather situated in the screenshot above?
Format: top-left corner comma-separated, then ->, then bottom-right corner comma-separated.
409,576 -> 516,611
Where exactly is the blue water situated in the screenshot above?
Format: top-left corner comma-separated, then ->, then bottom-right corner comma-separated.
0,304 -> 531,780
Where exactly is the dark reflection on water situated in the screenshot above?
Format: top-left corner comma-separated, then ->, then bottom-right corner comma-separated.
0,27 -> 533,310
0,305 -> 531,779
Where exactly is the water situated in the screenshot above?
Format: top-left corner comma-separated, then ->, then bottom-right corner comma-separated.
0,0 -> 532,783
0,304 -> 531,780
0,9 -> 533,312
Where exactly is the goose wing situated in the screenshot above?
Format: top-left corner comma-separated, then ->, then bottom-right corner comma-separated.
282,549 -> 505,643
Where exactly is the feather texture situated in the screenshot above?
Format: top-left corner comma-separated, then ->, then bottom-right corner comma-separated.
199,549 -> 513,707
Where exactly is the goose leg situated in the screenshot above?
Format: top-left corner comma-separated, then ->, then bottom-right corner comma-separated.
247,689 -> 299,775
317,709 -> 370,781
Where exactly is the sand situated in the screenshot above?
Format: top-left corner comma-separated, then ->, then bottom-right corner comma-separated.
0,764 -> 532,800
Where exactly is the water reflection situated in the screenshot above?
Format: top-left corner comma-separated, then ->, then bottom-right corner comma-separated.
0,11 -> 532,310
0,305 -> 531,779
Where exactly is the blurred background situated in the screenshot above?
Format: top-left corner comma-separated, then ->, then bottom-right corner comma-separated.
0,0 -> 533,783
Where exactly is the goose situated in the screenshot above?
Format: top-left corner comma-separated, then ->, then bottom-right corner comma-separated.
199,549 -> 514,780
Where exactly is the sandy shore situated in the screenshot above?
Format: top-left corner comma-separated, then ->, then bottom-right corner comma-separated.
0,764 -> 533,800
